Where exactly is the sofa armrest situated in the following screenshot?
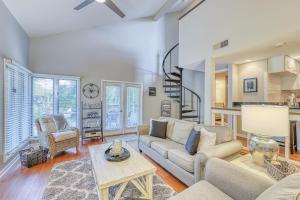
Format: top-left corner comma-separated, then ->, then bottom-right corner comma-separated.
137,125 -> 150,136
194,140 -> 242,182
205,158 -> 275,200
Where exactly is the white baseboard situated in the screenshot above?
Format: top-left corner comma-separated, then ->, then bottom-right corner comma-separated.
0,155 -> 20,180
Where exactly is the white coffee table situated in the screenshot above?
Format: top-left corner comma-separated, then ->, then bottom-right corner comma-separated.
89,143 -> 156,200
230,154 -> 277,182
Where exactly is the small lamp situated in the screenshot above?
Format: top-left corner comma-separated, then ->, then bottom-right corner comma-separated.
241,105 -> 289,166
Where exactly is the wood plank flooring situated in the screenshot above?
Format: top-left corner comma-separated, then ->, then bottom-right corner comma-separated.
0,140 -> 186,200
0,137 -> 299,200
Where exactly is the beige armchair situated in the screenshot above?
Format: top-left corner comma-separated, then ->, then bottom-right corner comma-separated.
35,115 -> 80,159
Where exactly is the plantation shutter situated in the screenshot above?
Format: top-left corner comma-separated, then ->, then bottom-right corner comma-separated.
4,62 -> 32,161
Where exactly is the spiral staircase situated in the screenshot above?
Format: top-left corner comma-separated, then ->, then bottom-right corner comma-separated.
162,43 -> 201,123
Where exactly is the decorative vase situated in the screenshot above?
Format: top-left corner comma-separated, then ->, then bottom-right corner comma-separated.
248,134 -> 279,166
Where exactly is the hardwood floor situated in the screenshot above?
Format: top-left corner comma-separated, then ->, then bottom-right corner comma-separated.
0,137 -> 299,200
0,140 -> 187,200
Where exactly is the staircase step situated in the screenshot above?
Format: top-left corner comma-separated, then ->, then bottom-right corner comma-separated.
181,115 -> 199,119
168,95 -> 180,98
165,79 -> 180,83
182,109 -> 194,113
165,90 -> 180,93
168,72 -> 181,78
163,85 -> 179,88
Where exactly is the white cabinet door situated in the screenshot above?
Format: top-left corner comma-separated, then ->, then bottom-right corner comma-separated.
285,56 -> 298,74
268,56 -> 285,73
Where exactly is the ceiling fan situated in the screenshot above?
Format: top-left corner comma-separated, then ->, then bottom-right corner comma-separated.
74,0 -> 125,18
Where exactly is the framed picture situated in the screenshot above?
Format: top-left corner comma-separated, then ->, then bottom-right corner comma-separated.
149,87 -> 156,96
244,78 -> 257,93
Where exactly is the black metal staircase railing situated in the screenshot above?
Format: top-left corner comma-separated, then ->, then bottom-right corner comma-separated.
162,43 -> 202,123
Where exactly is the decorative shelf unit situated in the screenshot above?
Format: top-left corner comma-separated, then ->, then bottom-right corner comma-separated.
81,102 -> 103,142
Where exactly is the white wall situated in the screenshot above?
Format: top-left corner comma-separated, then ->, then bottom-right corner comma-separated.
0,1 -> 29,163
179,0 -> 300,69
215,73 -> 227,105
30,13 -> 180,125
182,69 -> 205,122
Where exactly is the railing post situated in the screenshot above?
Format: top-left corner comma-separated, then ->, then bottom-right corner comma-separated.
179,67 -> 183,119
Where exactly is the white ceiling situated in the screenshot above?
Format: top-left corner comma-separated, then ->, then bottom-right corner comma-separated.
3,0 -> 191,38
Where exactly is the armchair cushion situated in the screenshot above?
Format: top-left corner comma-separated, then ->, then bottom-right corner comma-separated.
168,147 -> 195,173
256,171 -> 300,200
39,117 -> 57,134
169,180 -> 233,200
51,130 -> 77,142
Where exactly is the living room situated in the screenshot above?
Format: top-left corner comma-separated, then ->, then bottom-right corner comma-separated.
0,0 -> 299,200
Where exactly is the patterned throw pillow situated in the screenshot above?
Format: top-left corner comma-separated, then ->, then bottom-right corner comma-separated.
39,117 -> 57,134
197,128 -> 216,152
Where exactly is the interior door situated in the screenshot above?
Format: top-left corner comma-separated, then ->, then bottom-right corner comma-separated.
124,83 -> 142,132
103,81 -> 123,132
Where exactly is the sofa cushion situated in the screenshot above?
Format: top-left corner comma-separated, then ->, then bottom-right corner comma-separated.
168,180 -> 233,200
256,172 -> 300,200
150,119 -> 168,139
151,140 -> 182,158
168,147 -> 195,173
139,135 -> 166,147
159,117 -> 176,139
170,120 -> 196,145
197,128 -> 216,152
51,130 -> 77,142
39,117 -> 57,134
53,114 -> 69,131
185,128 -> 200,155
194,125 -> 233,144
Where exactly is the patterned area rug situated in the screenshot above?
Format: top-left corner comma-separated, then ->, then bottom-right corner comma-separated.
42,158 -> 176,200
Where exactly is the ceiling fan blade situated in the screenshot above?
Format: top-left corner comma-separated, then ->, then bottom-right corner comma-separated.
74,0 -> 95,10
104,0 -> 126,18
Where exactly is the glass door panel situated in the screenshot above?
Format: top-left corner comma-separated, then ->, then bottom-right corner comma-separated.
58,80 -> 78,127
104,83 -> 122,131
125,85 -> 141,128
32,78 -> 54,135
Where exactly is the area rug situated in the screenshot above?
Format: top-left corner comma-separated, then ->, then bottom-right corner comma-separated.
42,158 -> 176,200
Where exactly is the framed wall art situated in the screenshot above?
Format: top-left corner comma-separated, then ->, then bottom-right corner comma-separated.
243,78 -> 257,93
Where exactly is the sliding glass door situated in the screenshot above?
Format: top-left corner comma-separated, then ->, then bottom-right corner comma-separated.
32,75 -> 80,135
103,81 -> 142,133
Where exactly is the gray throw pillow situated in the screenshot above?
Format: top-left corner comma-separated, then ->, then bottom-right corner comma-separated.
185,128 -> 200,155
150,120 -> 168,139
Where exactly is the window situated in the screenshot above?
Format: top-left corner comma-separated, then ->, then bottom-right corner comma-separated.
32,75 -> 80,135
4,60 -> 32,161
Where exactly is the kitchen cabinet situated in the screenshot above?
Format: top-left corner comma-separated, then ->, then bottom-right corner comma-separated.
268,55 -> 298,75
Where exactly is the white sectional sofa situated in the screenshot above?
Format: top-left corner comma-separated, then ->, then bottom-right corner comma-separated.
137,117 -> 242,186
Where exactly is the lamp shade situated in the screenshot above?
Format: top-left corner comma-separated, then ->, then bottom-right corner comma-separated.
241,105 -> 289,137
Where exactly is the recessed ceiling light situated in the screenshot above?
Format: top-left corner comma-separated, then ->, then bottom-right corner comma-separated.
275,42 -> 286,47
245,59 -> 252,62
96,0 -> 106,3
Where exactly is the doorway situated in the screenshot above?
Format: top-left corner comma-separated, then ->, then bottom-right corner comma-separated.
102,80 -> 143,135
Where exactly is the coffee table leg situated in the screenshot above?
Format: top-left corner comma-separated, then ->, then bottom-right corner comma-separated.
100,187 -> 109,200
146,174 -> 153,200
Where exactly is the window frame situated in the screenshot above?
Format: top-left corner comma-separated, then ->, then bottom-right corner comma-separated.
33,74 -> 81,129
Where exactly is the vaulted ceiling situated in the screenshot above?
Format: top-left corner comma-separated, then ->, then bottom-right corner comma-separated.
3,0 -> 191,38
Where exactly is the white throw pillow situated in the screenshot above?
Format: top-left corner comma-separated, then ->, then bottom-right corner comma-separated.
171,120 -> 195,145
159,117 -> 176,139
197,128 -> 216,152
39,117 -> 57,134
